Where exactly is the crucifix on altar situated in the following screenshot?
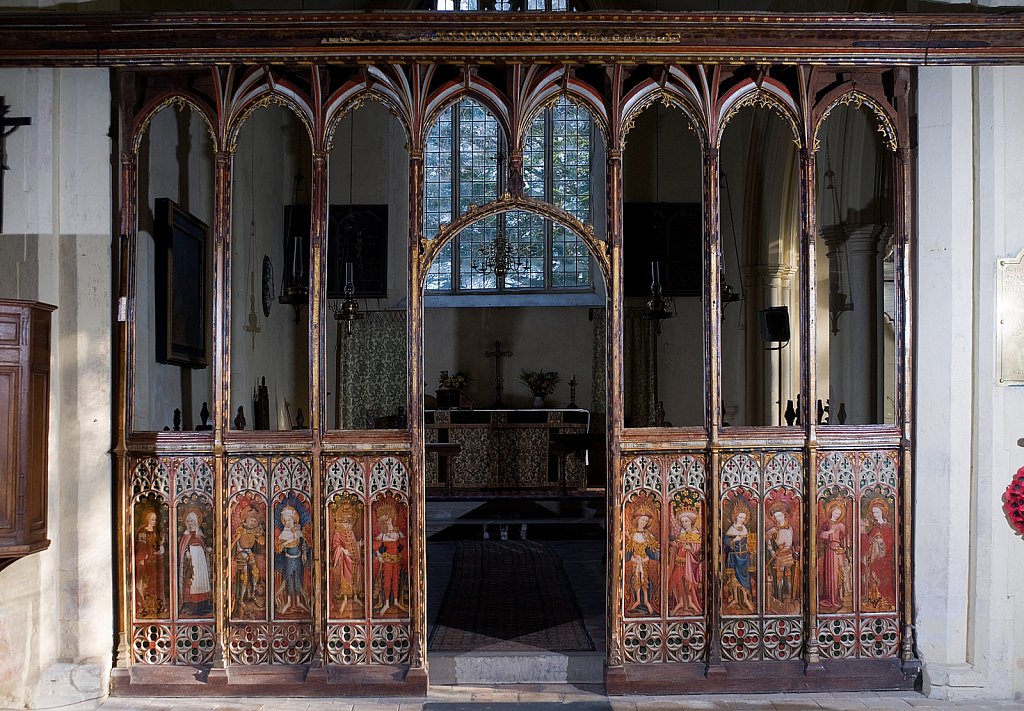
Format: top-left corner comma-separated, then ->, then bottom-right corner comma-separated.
484,340 -> 512,408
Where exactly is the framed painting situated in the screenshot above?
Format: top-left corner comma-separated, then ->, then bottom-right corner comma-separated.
154,197 -> 209,368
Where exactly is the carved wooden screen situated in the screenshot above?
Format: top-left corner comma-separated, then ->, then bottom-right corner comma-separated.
100,17 -> 920,696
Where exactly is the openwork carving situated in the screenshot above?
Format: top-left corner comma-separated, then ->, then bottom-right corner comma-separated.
271,456 -> 313,495
174,624 -> 215,665
814,91 -> 898,153
719,88 -> 801,149
622,455 -> 662,494
620,88 -> 702,152
623,621 -> 663,663
370,457 -> 408,495
764,452 -> 802,490
271,623 -> 315,665
817,451 -> 856,490
132,624 -> 172,665
228,623 -> 271,665
369,623 -> 410,665
325,457 -> 366,498
721,453 -> 760,491
666,620 -> 706,663
859,616 -> 900,658
327,624 -> 368,665
817,618 -> 857,659
174,457 -> 213,497
226,92 -> 314,157
228,457 -> 269,496
667,454 -> 706,493
762,618 -> 803,661
721,618 -> 761,661
131,458 -> 171,498
859,450 -> 899,491
132,94 -> 217,157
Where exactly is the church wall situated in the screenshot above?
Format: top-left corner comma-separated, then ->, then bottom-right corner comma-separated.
229,105 -> 310,430
0,67 -> 113,708
423,305 -> 597,412
915,65 -> 1024,701
134,106 -> 215,432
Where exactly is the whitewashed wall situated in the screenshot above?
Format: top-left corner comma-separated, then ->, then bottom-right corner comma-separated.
0,67 -> 113,708
915,65 -> 1024,701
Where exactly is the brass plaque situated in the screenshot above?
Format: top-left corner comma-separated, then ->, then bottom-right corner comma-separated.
998,249 -> 1024,385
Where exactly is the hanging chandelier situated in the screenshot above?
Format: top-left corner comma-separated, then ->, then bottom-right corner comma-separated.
471,220 -> 537,289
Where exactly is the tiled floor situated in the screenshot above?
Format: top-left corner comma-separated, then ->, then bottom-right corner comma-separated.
90,686 -> 1024,711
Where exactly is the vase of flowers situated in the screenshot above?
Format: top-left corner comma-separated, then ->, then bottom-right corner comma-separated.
436,370 -> 473,409
518,369 -> 560,408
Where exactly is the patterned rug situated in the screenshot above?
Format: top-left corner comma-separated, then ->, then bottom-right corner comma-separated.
428,540 -> 596,652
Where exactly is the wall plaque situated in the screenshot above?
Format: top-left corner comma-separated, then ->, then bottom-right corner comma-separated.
998,248 -> 1024,385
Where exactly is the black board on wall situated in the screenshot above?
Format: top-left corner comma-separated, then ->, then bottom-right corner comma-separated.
623,202 -> 703,298
284,204 -> 388,298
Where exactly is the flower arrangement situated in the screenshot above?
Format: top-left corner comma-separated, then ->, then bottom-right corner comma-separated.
519,369 -> 560,397
438,370 -> 473,391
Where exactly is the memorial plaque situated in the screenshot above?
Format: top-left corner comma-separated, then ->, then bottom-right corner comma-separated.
998,248 -> 1024,385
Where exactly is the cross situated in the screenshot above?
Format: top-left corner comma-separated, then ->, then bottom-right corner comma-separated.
0,97 -> 31,233
484,340 -> 512,408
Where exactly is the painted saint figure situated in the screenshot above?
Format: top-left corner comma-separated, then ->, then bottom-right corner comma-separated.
765,504 -> 798,612
178,509 -> 213,617
625,503 -> 660,616
667,506 -> 702,616
817,499 -> 850,613
723,506 -> 756,613
331,498 -> 363,618
134,507 -> 166,617
231,502 -> 266,618
861,497 -> 896,611
373,503 -> 407,616
275,504 -> 311,615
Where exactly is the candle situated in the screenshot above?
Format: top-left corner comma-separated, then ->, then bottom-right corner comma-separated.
345,262 -> 354,292
651,261 -> 662,294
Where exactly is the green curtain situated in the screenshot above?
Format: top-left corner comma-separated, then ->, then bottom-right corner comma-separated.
338,311 -> 407,429
590,308 -> 655,426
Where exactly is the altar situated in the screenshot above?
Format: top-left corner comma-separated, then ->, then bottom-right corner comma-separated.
425,409 -> 590,492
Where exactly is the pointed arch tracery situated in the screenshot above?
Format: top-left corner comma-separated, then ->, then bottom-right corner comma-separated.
323,87 -> 413,156
717,78 -> 802,150
421,78 -> 512,151
223,70 -> 316,156
812,89 -> 899,154
513,65 -> 609,147
620,81 -> 706,153
420,195 -> 609,288
131,93 -> 219,157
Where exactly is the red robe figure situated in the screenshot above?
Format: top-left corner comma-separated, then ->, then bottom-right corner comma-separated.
373,503 -> 407,616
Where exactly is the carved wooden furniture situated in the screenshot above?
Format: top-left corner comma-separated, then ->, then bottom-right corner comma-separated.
0,300 -> 55,573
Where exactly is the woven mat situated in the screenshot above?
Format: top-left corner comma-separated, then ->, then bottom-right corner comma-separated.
428,540 -> 595,652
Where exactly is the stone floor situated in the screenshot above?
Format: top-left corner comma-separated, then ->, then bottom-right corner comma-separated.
87,686 -> 1024,711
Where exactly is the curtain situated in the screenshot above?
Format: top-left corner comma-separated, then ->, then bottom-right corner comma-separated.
590,308 -> 656,426
624,307 -> 656,428
338,311 -> 407,429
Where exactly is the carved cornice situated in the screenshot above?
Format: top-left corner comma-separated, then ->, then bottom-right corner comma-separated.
2,12 -> 1024,66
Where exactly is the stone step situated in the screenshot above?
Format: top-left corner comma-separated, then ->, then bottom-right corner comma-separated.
428,651 -> 604,685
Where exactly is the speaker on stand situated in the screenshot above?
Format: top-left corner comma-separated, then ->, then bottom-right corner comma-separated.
759,306 -> 791,426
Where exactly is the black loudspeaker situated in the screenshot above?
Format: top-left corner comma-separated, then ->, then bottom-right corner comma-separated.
759,306 -> 790,343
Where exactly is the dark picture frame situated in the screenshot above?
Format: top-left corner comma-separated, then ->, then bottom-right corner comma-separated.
285,204 -> 389,299
154,197 -> 209,368
624,202 -> 703,298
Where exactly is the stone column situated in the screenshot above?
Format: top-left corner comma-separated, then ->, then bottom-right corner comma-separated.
820,222 -> 886,425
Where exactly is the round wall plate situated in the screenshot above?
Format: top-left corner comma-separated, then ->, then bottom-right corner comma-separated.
262,255 -> 274,317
